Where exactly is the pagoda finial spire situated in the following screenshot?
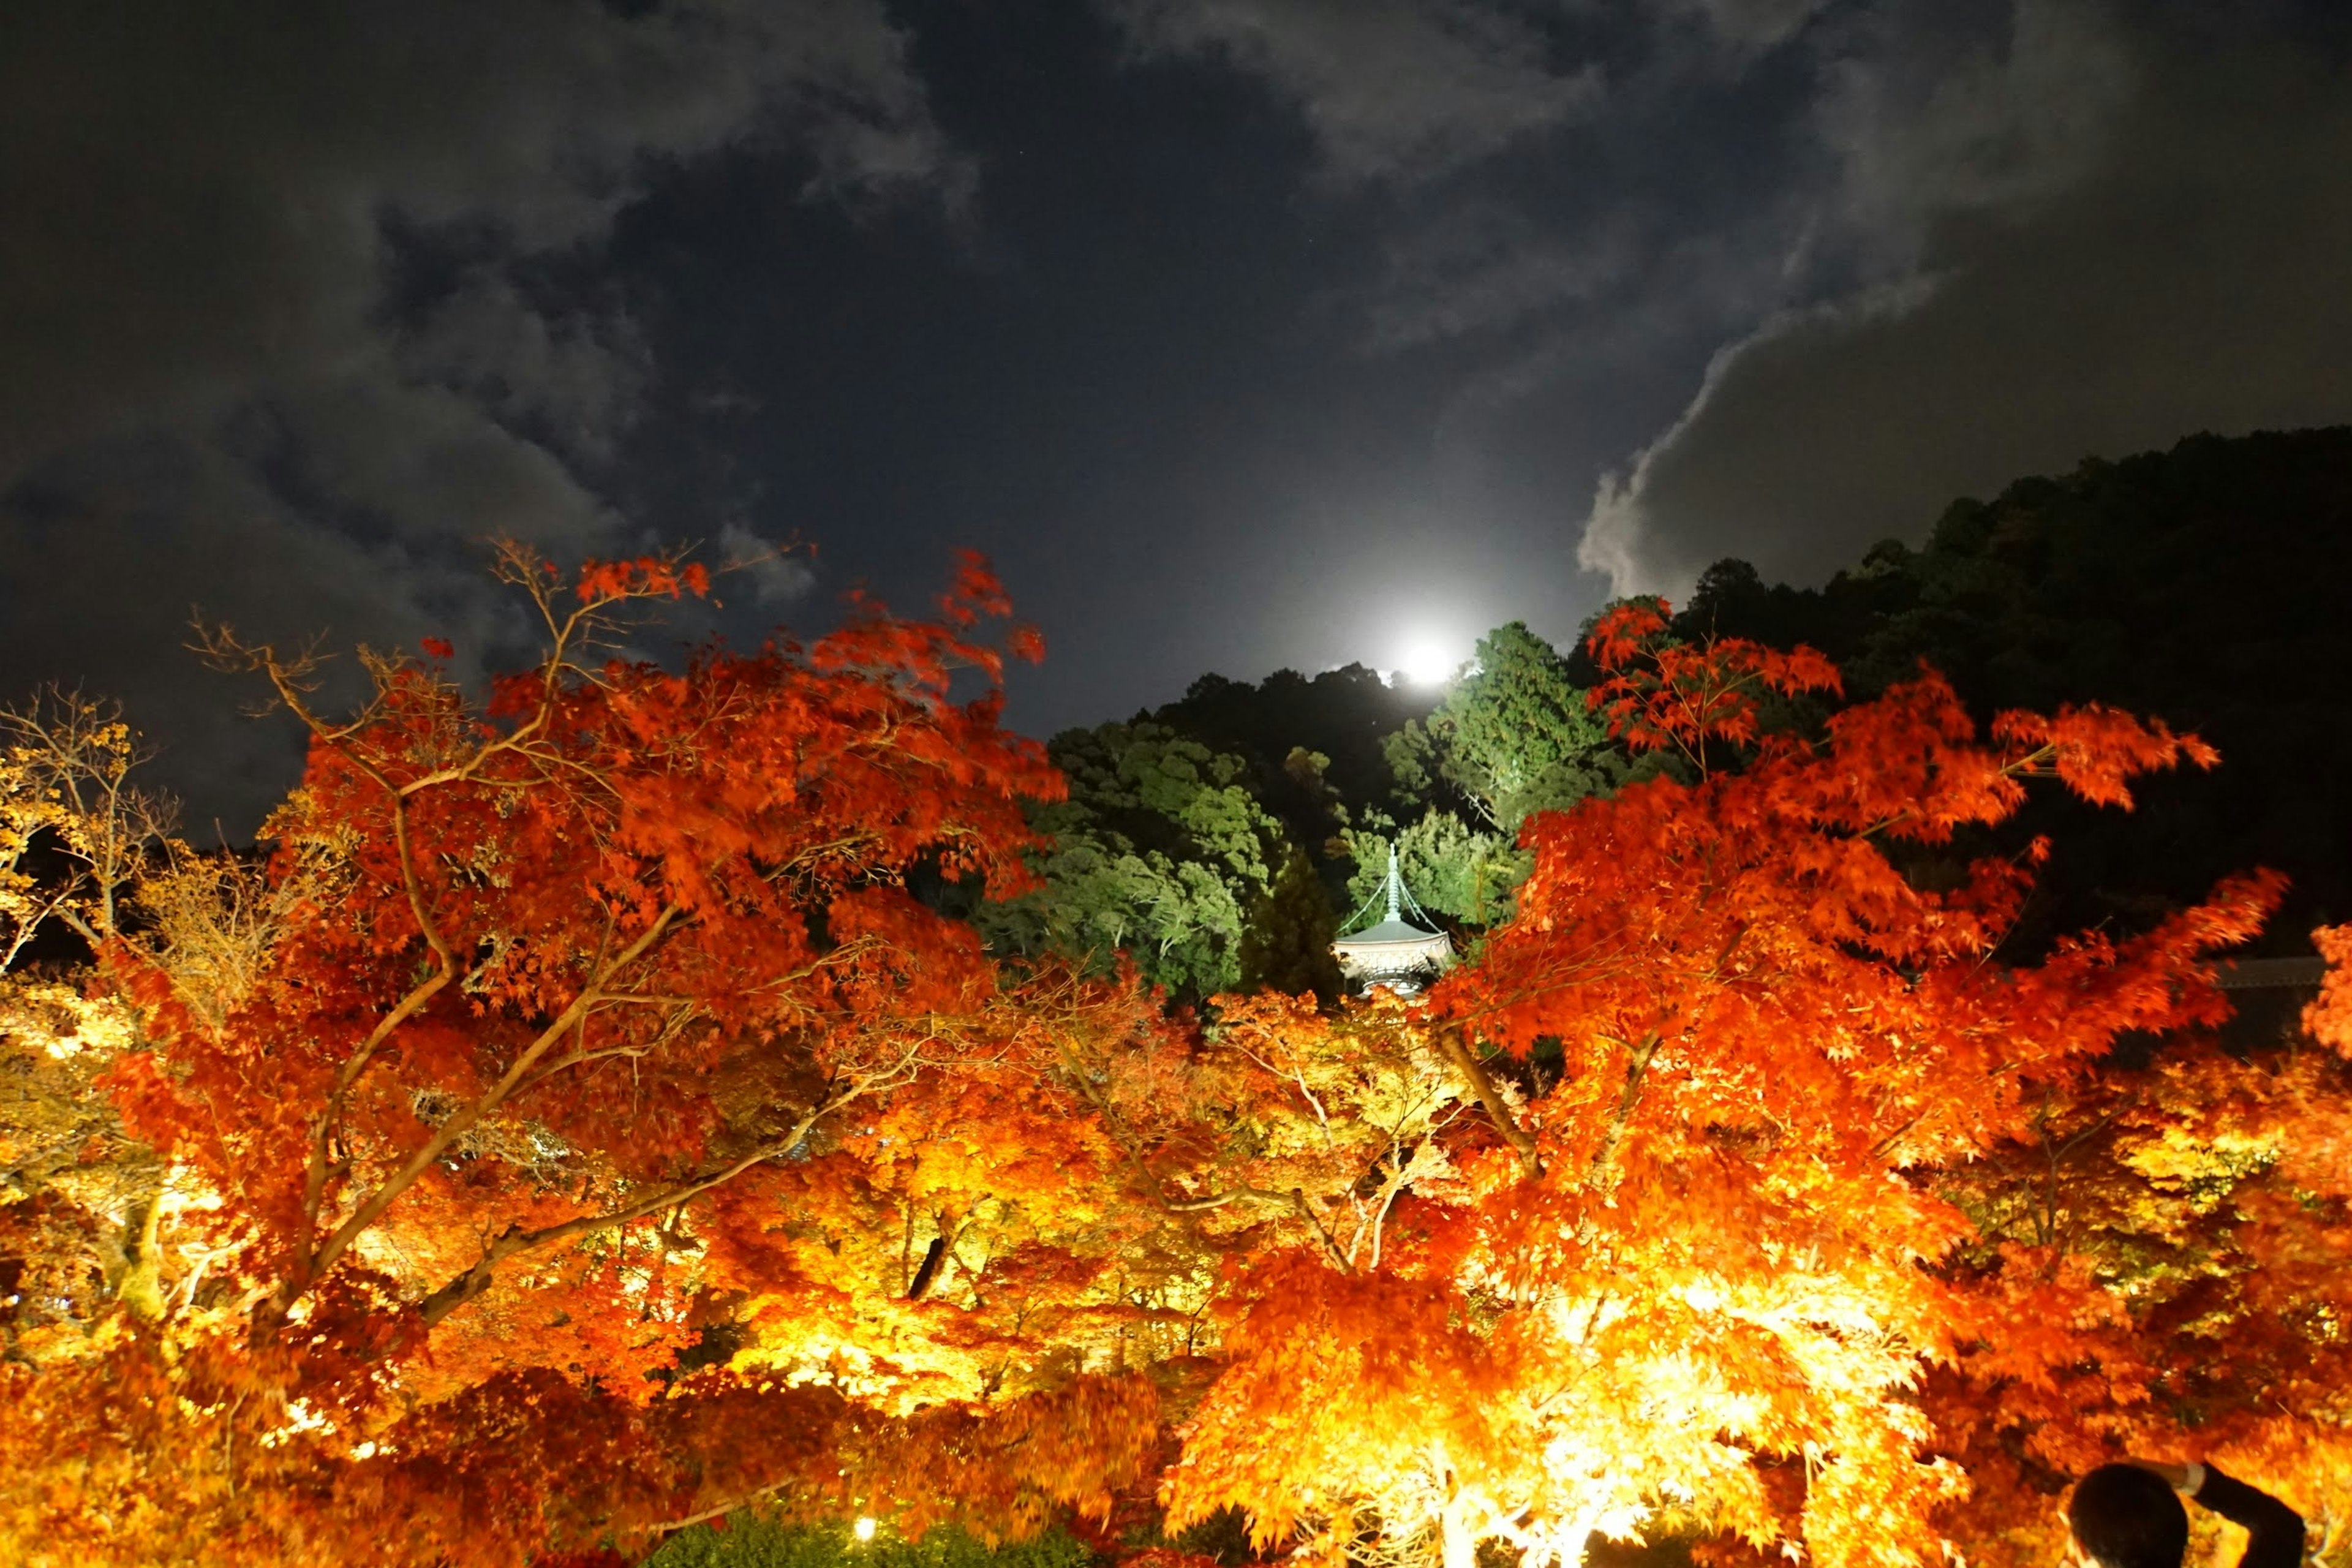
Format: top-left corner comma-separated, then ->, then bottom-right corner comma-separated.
1332,842 -> 1455,995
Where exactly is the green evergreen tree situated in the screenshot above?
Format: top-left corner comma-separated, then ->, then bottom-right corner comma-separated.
972,722 -> 1284,997
1237,845 -> 1343,1006
1385,621 -> 1631,834
1344,808 -> 1529,927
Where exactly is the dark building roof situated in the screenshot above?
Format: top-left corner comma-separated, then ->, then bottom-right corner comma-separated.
2211,956 -> 2328,990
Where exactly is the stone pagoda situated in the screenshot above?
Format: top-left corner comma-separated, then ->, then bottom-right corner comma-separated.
1330,846 -> 1454,995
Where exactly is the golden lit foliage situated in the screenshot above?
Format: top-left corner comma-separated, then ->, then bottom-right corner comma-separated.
0,690 -> 177,965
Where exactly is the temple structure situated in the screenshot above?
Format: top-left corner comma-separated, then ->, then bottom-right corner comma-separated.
1331,847 -> 1454,995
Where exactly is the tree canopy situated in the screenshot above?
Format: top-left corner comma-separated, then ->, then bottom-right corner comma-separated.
972,721 -> 1286,997
1652,426 -> 2352,945
1344,620 -> 1638,932
3,441 -> 2350,1568
1385,620 -> 1631,836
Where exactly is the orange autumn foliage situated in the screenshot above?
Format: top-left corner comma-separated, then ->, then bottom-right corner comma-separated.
2310,924 -> 2352,1058
1919,1034 -> 2352,1568
1157,602 -> 2324,1568
3,571 -> 2349,1568
0,547 -> 1198,1564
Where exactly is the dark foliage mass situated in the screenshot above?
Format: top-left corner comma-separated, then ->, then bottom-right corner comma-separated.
968,427 -> 2352,1001
1147,665 -> 1438,849
1643,426 -> 2352,949
1237,846 -> 1343,1008
4,431 -> 2350,1568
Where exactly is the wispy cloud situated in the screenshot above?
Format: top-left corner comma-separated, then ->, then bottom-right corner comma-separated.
1102,0 -> 1603,186
1578,1 -> 2352,597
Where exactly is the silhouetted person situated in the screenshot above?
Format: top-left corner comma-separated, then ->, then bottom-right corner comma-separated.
2069,1460 -> 2304,1568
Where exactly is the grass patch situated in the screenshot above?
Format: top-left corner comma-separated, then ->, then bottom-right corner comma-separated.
642,1520 -> 1096,1568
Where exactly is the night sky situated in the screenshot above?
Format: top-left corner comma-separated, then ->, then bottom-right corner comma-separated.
4,0 -> 2350,829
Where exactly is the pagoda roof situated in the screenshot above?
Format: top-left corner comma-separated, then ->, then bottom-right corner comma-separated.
1336,917 -> 1449,948
1335,843 -> 1447,941
1331,845 -> 1455,994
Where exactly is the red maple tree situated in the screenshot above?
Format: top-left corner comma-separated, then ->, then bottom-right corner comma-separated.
1159,602 -> 2294,1568
0,547 -> 1188,1564
4,576 -> 2346,1568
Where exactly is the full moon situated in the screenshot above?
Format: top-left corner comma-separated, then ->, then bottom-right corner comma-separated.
1398,640 -> 1456,686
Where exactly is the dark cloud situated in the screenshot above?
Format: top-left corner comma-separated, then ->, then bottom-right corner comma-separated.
0,0 -> 943,828
1671,0 -> 1838,50
1579,2 -> 2352,595
1099,0 -> 1604,185
7,0 -> 2343,837
1360,202 -> 1642,353
1101,1 -> 2352,610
